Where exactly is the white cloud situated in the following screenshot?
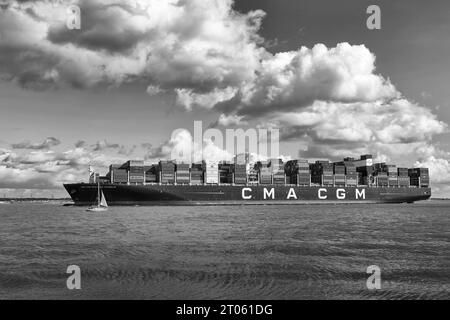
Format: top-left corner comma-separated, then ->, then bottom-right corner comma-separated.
415,156 -> 450,184
230,43 -> 398,117
176,87 -> 238,111
0,0 -> 265,91
216,114 -> 248,127
271,99 -> 446,145
146,85 -> 164,96
0,139 -> 141,189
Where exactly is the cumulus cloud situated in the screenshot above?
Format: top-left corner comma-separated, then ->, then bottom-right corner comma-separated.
176,87 -> 238,111
11,137 -> 61,149
0,147 -> 82,189
213,43 -> 398,117
212,114 -> 248,127
0,165 -> 53,189
270,99 -> 446,145
0,139 -> 140,189
0,0 -> 265,91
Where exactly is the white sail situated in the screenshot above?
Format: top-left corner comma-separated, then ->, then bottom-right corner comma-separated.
100,191 -> 108,207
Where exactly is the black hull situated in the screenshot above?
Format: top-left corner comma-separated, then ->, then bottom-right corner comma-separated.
64,183 -> 431,206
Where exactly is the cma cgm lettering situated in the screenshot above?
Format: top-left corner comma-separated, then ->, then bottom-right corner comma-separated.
241,187 -> 366,200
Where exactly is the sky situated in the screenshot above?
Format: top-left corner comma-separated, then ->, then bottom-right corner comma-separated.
0,0 -> 449,197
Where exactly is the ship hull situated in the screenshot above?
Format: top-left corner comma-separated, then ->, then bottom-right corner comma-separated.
64,183 -> 431,206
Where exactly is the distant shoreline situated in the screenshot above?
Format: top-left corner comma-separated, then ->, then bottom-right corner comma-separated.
0,198 -> 71,202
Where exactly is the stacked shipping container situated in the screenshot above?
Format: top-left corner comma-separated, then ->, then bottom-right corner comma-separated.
234,164 -> 247,185
219,162 -> 233,184
127,160 -> 145,184
333,163 -> 345,186
234,154 -> 248,185
311,161 -> 325,185
386,165 -> 398,187
204,161 -> 219,184
176,163 -> 190,184
397,167 -> 409,187
248,163 -> 259,184
257,161 -> 272,184
285,160 -> 310,185
270,159 -> 285,185
159,161 -> 175,184
322,163 -> 334,186
99,154 -> 429,189
409,168 -> 429,187
344,162 -> 357,186
372,163 -> 387,186
376,172 -> 389,186
190,164 -> 203,184
110,164 -> 128,184
144,165 -> 157,183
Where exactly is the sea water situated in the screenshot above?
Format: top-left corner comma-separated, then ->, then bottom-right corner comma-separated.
0,201 -> 448,299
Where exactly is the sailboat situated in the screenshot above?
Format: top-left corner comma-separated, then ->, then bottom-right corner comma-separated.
86,182 -> 108,212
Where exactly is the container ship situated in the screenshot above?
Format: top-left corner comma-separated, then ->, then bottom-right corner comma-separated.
64,154 -> 431,205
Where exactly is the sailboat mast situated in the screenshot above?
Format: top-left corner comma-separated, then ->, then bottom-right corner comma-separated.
98,181 -> 101,207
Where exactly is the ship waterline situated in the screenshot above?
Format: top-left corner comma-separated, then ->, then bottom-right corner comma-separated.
64,183 -> 431,206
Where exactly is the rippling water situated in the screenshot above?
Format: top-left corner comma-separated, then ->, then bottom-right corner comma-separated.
0,201 -> 449,299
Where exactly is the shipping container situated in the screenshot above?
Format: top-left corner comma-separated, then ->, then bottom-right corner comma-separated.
285,159 -> 309,174
397,168 -> 409,177
145,172 -> 157,181
356,165 -> 373,175
352,154 -> 373,167
254,161 -> 269,170
125,160 -> 145,168
234,177 -> 247,184
234,153 -> 249,164
398,177 -> 410,187
408,168 -> 429,177
234,164 -> 248,172
109,164 -> 122,171
176,163 -> 190,170
333,164 -> 345,174
290,173 -> 310,185
386,165 -> 397,172
410,176 -> 429,187
388,177 -> 398,187
112,169 -> 128,183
